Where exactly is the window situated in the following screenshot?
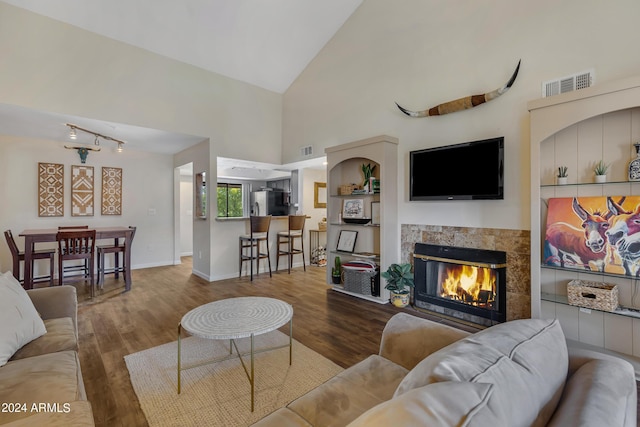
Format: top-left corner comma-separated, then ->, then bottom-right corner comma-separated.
217,183 -> 243,217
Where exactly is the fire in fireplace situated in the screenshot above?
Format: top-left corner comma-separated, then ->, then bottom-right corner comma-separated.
413,243 -> 506,326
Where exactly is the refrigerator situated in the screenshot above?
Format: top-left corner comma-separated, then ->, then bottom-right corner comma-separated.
251,189 -> 291,216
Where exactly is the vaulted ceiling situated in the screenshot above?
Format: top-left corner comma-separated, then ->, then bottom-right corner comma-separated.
0,0 -> 361,159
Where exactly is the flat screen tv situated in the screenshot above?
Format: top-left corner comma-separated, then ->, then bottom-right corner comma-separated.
410,137 -> 504,200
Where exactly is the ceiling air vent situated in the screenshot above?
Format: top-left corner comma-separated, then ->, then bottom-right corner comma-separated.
300,145 -> 313,157
542,69 -> 594,97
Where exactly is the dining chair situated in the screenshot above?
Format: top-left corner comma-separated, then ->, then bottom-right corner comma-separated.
57,225 -> 90,279
4,230 -> 55,287
276,215 -> 306,274
57,229 -> 96,297
97,226 -> 136,288
239,215 -> 272,281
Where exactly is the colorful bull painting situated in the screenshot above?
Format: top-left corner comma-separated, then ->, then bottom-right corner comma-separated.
544,196 -> 640,276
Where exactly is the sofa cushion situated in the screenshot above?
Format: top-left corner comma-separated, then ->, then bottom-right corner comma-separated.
0,350 -> 86,424
11,317 -> 77,360
547,358 -> 637,427
394,318 -> 568,427
0,271 -> 47,366
347,381 -> 500,427
287,354 -> 408,427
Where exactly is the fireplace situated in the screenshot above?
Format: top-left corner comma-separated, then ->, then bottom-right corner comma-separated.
413,243 -> 507,326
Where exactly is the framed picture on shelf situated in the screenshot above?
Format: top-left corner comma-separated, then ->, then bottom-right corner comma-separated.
337,230 -> 358,253
371,201 -> 380,225
343,198 -> 364,218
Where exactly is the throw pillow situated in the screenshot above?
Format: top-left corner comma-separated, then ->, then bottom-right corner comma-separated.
0,271 -> 47,366
347,381 -> 501,427
394,318 -> 568,427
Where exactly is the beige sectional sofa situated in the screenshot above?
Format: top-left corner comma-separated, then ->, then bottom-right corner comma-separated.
254,312 -> 637,427
0,273 -> 94,426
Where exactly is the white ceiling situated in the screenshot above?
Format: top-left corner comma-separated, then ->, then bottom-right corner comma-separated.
1,0 -> 362,94
0,0 -> 358,165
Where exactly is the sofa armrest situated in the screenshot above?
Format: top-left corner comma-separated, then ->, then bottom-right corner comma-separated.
26,286 -> 77,335
378,313 -> 470,370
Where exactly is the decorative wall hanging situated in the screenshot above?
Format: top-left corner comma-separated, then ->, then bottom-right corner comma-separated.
544,196 -> 640,277
64,145 -> 100,163
38,162 -> 64,217
71,165 -> 94,217
396,60 -> 521,117
102,167 -> 122,215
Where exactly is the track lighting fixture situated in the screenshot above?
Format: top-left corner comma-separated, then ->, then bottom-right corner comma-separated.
64,123 -> 126,152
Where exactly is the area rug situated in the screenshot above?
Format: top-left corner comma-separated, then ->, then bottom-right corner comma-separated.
124,330 -> 343,427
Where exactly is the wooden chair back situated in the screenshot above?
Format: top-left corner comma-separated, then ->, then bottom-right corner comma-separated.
57,229 -> 96,259
288,215 -> 306,233
250,215 -> 272,236
4,230 -> 20,259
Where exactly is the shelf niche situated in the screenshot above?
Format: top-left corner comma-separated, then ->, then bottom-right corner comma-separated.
529,75 -> 640,367
325,135 -> 398,304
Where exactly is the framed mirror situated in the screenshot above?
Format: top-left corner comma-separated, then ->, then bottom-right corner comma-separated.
314,182 -> 327,208
195,171 -> 207,219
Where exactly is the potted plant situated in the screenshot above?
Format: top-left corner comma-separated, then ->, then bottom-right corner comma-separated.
557,166 -> 568,185
361,163 -> 376,193
331,256 -> 342,284
594,160 -> 609,183
382,263 -> 414,307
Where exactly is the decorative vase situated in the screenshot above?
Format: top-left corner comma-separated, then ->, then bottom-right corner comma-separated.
629,143 -> 640,181
595,174 -> 607,183
557,177 -> 568,185
389,291 -> 410,308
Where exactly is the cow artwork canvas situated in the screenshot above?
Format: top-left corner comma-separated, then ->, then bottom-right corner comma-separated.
544,196 -> 640,276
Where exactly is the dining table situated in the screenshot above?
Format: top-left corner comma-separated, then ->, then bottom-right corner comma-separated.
19,226 -> 135,291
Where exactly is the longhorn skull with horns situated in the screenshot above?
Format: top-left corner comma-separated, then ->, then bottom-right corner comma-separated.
396,60 -> 521,117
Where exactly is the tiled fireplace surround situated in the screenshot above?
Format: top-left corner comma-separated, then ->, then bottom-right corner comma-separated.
401,224 -> 531,321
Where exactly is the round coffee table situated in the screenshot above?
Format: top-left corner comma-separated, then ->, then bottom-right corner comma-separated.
177,297 -> 294,411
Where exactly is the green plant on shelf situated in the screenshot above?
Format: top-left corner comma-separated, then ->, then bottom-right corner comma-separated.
594,160 -> 609,176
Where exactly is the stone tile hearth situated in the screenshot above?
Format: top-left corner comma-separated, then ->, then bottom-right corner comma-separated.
401,224 -> 531,321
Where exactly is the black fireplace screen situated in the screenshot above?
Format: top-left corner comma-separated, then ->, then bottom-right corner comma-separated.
414,243 -> 507,324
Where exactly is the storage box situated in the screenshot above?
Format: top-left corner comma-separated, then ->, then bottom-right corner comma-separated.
339,184 -> 360,195
343,264 -> 380,297
567,279 -> 618,312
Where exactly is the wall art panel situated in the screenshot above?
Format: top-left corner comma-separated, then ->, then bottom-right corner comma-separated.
38,162 -> 64,217
71,165 -> 94,216
102,167 -> 122,215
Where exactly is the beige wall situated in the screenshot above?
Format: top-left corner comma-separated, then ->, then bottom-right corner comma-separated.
0,3 -> 283,279
282,0 -> 640,233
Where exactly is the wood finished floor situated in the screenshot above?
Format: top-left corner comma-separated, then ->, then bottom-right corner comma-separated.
67,258 -> 639,426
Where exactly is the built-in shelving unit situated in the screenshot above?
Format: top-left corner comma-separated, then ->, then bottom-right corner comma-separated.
529,75 -> 640,372
325,135 -> 398,304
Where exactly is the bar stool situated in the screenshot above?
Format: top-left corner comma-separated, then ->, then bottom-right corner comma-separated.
97,226 -> 136,288
239,215 -> 272,281
4,230 -> 55,287
276,215 -> 306,274
57,229 -> 96,297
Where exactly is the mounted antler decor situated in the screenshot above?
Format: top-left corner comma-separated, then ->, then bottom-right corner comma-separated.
396,60 -> 521,117
64,145 -> 101,164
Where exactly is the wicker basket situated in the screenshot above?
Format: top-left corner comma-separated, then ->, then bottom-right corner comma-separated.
343,267 -> 379,296
339,184 -> 359,195
567,279 -> 618,312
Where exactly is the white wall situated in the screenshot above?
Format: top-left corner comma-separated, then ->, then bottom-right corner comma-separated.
282,0 -> 640,232
0,134 -> 174,274
0,3 -> 283,280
